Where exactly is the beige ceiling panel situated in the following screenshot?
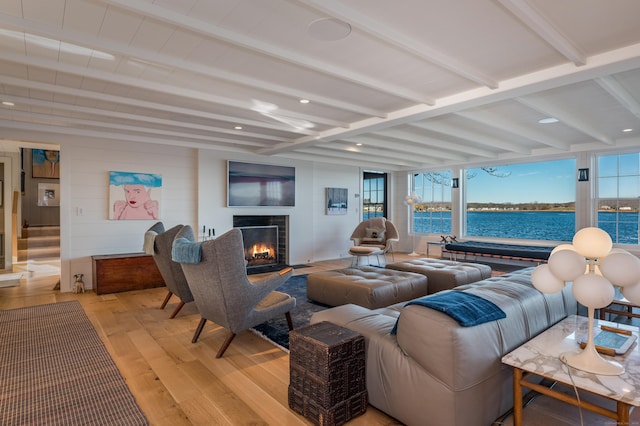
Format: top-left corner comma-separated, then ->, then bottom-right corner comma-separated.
159,29 -> 207,60
21,0 -> 65,26
62,0 -> 108,36
0,0 -> 22,16
98,7 -> 145,45
155,0 -> 200,16
130,19 -> 176,52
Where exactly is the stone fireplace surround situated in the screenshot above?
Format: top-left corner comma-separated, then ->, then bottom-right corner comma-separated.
233,215 -> 289,274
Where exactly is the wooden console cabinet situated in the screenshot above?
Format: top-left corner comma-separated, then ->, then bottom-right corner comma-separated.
92,252 -> 165,295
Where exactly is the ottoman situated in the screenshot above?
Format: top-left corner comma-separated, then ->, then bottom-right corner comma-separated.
385,258 -> 492,294
307,266 -> 428,309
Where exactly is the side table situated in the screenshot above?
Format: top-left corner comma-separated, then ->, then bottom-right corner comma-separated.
599,288 -> 639,321
288,321 -> 368,426
502,315 -> 640,426
426,241 -> 456,260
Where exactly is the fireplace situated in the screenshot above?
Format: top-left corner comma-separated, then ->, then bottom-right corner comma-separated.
233,215 -> 288,274
238,225 -> 278,268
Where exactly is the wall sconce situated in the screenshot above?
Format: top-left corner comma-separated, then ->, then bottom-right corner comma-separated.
578,168 -> 589,182
452,178 -> 459,188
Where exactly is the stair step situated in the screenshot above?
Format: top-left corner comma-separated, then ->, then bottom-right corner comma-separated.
18,225 -> 60,261
17,246 -> 60,261
22,226 -> 60,238
18,235 -> 60,249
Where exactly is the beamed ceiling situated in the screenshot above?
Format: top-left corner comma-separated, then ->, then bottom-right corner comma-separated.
1,0 -> 640,170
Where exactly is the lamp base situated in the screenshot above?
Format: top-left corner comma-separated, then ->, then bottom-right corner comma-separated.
408,251 -> 420,256
560,349 -> 624,376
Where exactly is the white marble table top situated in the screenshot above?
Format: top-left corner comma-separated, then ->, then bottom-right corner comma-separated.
502,315 -> 640,407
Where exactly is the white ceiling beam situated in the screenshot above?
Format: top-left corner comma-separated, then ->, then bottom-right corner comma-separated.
369,128 -> 496,158
334,136 -> 468,164
0,76 -> 296,143
8,94 -> 316,137
297,0 -> 498,88
276,151 -> 407,171
342,135 -> 466,162
0,51 -> 348,129
0,109 -> 276,147
515,96 -> 614,144
101,0 -> 435,105
454,109 -> 571,150
0,13 -> 387,119
0,118 -> 261,154
596,76 -> 640,119
408,121 -> 531,154
497,0 -> 586,65
295,146 -> 424,168
260,42 -> 640,155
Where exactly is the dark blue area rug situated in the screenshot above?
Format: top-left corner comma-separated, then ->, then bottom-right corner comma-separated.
251,274 -> 329,350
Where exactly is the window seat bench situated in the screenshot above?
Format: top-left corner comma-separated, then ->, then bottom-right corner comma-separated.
443,241 -> 554,263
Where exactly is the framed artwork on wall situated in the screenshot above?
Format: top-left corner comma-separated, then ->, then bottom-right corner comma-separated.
227,161 -> 295,207
32,149 -> 60,178
109,171 -> 162,220
326,187 -> 348,215
37,183 -> 60,206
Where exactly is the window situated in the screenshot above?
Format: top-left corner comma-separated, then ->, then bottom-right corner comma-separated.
362,171 -> 387,219
412,171 -> 452,234
465,159 -> 576,241
597,152 -> 640,244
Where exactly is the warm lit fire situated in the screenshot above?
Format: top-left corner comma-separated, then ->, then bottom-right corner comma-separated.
251,243 -> 273,259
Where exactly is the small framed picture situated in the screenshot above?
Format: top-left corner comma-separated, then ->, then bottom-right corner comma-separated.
326,187 -> 348,215
37,183 -> 60,206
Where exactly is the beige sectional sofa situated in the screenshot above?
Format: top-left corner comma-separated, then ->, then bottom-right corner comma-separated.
310,268 -> 577,426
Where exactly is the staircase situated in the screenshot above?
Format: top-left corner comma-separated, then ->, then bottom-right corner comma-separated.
17,226 -> 60,261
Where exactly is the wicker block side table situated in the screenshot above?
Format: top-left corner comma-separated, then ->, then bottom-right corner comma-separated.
288,321 -> 367,426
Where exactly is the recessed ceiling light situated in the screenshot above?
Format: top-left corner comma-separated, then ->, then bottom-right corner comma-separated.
299,99 -> 310,104
623,128 -> 633,132
356,143 -> 363,146
538,117 -> 559,124
307,18 -> 351,41
2,101 -> 15,106
234,126 -> 243,130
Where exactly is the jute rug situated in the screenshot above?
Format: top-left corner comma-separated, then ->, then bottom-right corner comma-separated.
0,300 -> 148,425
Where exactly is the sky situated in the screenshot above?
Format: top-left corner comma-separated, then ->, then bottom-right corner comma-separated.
466,159 -> 577,204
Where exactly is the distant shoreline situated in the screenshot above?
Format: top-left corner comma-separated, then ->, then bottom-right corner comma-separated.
464,209 -> 638,213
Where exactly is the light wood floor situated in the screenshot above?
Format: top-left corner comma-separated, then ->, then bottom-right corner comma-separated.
0,255 -> 415,426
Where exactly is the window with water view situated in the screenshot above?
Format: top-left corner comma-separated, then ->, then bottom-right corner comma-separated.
465,159 -> 577,241
597,152 -> 640,244
362,171 -> 387,219
412,171 -> 452,234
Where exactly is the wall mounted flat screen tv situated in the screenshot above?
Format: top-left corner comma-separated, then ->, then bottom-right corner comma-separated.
227,161 -> 295,207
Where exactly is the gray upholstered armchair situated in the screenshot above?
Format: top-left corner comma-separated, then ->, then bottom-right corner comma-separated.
144,222 -> 194,318
172,226 -> 296,358
348,217 -> 399,265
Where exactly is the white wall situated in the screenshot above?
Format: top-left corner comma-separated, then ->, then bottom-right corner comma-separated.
196,151 -> 361,265
5,130 -> 380,291
61,138 -> 197,292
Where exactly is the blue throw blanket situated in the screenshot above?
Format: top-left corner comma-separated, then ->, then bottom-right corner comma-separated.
391,291 -> 506,334
171,237 -> 203,264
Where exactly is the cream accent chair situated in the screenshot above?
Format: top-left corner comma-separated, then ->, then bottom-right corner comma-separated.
348,217 -> 399,266
172,226 -> 296,358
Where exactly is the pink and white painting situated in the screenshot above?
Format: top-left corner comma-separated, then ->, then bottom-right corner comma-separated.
109,171 -> 162,220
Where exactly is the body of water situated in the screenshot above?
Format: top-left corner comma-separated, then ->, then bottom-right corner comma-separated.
414,211 -> 639,244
